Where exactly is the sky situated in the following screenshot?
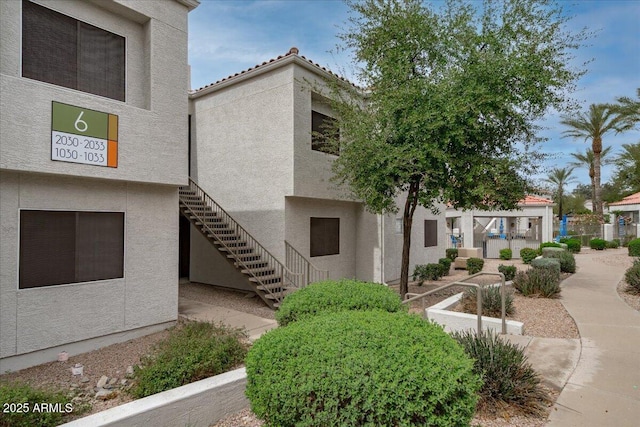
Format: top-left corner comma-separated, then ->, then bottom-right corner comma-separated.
188,0 -> 640,193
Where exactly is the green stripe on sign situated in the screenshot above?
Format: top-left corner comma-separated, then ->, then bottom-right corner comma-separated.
52,102 -> 108,139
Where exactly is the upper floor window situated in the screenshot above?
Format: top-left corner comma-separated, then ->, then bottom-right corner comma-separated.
311,111 -> 339,156
22,0 -> 126,102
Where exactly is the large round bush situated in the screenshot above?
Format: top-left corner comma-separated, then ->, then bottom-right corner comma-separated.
629,238 -> 640,257
275,279 -> 405,326
246,311 -> 481,427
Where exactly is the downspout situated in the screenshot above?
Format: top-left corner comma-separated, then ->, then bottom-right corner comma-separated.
380,213 -> 385,285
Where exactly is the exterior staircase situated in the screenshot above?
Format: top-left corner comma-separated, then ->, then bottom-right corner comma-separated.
179,179 -> 325,308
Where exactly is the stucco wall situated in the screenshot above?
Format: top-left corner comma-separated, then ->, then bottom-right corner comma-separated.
0,171 -> 178,359
0,0 -> 190,186
189,66 -> 294,259
284,197 -> 358,280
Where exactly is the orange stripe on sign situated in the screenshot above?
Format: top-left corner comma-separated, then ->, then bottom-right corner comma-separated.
107,141 -> 118,168
108,115 -> 118,141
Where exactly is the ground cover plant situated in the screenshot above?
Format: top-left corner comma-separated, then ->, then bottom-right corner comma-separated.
520,247 -> 538,264
438,257 -> 452,275
0,382 -> 86,427
275,279 -> 404,326
512,268 -> 561,298
498,264 -> 517,281
543,250 -> 576,273
452,330 -> 550,416
539,242 -> 562,254
467,257 -> 484,274
131,321 -> 247,398
461,286 -> 514,318
559,237 -> 581,253
625,259 -> 640,294
446,248 -> 458,261
413,263 -> 445,284
246,310 -> 481,427
531,258 -> 561,276
629,238 -> 640,256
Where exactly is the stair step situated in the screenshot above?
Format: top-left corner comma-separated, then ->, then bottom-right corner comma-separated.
213,240 -> 248,248
228,253 -> 259,262
263,289 -> 295,301
256,282 -> 285,292
249,274 -> 284,284
241,267 -> 276,276
237,260 -> 269,269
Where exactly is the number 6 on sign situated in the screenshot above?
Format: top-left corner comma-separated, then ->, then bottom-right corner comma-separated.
74,112 -> 88,132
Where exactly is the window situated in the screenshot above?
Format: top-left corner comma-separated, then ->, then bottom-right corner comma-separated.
310,217 -> 340,257
19,210 -> 125,289
22,0 -> 126,101
424,220 -> 438,247
311,111 -> 339,155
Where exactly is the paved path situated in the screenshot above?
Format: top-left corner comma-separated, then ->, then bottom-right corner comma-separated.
547,248 -> 640,427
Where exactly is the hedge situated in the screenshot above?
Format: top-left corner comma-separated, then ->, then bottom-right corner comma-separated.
246,311 -> 481,427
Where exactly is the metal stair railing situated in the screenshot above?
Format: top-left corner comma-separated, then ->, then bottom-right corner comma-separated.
180,178 -> 302,303
285,241 -> 329,287
402,272 -> 507,334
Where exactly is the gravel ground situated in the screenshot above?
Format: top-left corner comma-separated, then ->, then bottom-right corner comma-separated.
3,249 -> 635,426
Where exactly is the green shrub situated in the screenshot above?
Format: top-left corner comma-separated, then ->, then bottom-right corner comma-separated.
559,238 -> 581,253
446,248 -> 458,261
275,279 -> 405,326
545,250 -> 576,273
625,259 -> 640,294
629,238 -> 640,257
0,382 -> 84,427
531,257 -> 561,276
246,311 -> 481,427
539,241 -> 561,255
512,268 -> 561,298
589,238 -> 606,250
413,263 -> 445,284
606,240 -> 620,249
438,257 -> 452,275
499,248 -> 513,260
467,257 -> 484,274
452,330 -> 549,415
461,286 -> 514,317
541,247 -> 565,258
131,321 -> 247,398
520,247 -> 538,264
498,264 -> 517,281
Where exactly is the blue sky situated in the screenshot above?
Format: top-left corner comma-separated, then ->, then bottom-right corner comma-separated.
188,0 -> 640,193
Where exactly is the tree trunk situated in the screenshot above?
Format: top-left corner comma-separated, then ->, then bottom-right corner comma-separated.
592,136 -> 603,219
399,180 -> 420,300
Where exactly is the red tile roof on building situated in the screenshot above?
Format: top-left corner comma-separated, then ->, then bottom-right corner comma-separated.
519,195 -> 554,205
608,191 -> 640,206
190,47 -> 360,94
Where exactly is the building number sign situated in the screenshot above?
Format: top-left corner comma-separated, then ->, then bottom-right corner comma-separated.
51,101 -> 118,168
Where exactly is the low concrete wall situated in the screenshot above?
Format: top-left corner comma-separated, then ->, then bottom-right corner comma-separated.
426,291 -> 523,335
60,368 -> 249,427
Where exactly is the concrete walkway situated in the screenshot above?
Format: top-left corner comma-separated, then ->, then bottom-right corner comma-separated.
178,297 -> 277,341
547,248 -> 640,426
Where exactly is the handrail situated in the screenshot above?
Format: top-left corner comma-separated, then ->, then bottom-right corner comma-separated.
284,241 -> 329,286
402,272 -> 506,334
180,179 -> 303,302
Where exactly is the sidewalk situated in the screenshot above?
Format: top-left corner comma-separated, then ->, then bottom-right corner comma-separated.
547,248 -> 640,426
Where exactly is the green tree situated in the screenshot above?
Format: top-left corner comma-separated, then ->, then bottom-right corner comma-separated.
569,146 -> 612,205
611,143 -> 640,194
561,104 -> 619,220
612,88 -> 640,130
326,0 -> 588,297
543,167 -> 577,219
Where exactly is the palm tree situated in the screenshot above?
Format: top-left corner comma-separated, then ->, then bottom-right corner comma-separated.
544,167 -> 577,220
612,143 -> 640,193
569,146 -> 612,209
560,104 -> 619,219
612,88 -> 640,130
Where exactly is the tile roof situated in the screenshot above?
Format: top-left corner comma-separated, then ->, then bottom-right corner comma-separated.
519,195 -> 554,206
608,191 -> 640,206
190,47 -> 359,94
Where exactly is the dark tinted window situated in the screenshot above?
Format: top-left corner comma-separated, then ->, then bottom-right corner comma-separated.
310,217 -> 340,257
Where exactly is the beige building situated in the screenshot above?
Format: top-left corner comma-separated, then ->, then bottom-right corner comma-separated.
185,48 -> 446,300
0,0 -> 199,372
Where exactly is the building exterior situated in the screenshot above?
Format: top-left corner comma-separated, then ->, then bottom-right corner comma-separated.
186,48 -> 446,290
607,191 -> 640,242
446,195 -> 555,258
0,0 -> 198,372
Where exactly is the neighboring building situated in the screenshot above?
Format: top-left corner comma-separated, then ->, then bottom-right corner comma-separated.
446,196 -> 555,258
185,48 -> 446,296
0,0 -> 199,372
608,191 -> 640,241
